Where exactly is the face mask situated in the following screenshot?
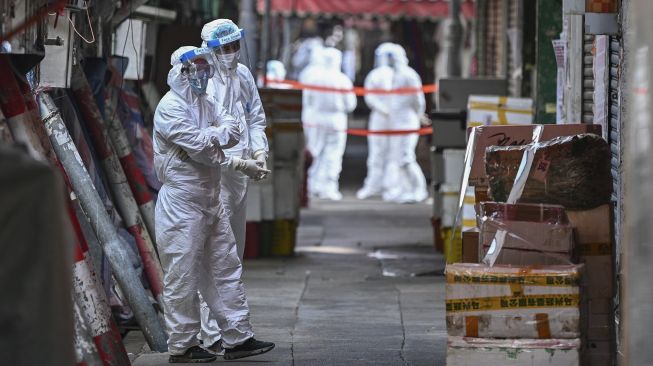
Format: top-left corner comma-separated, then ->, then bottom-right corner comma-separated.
216,51 -> 240,70
188,74 -> 210,95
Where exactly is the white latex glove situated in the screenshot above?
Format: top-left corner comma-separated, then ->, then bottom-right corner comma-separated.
419,113 -> 432,127
231,157 -> 270,180
253,150 -> 269,180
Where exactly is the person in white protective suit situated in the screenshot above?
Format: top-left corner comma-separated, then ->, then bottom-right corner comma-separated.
265,60 -> 291,89
383,44 -> 429,203
357,42 -> 396,199
153,46 -> 274,363
299,43 -> 324,153
196,18 -> 271,357
307,47 -> 357,200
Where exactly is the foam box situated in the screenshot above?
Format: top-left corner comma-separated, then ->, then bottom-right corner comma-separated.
446,263 -> 582,339
447,337 -> 580,366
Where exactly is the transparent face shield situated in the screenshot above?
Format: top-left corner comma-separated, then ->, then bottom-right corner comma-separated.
206,29 -> 251,72
180,48 -> 215,94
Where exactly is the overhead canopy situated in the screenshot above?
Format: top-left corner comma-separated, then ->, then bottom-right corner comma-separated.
257,0 -> 475,20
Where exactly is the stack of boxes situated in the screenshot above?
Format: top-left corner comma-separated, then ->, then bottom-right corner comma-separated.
447,100 -> 615,365
243,88 -> 305,258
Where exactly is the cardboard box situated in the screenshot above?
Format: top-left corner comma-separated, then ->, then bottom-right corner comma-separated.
466,95 -> 534,128
582,340 -> 613,366
586,313 -> 612,340
446,263 -> 582,339
447,337 -> 581,366
588,298 -> 612,315
467,124 -> 603,186
462,228 -> 479,263
474,185 -> 489,206
567,204 -> 614,299
478,203 -> 574,266
484,134 -> 612,210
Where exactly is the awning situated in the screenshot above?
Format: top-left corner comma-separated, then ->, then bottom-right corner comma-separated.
257,0 -> 475,20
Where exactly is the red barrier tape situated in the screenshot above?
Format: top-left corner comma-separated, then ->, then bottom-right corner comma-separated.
303,123 -> 432,136
266,78 -> 437,95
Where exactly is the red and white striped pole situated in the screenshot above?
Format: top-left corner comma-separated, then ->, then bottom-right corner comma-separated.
68,198 -> 132,366
70,66 -> 164,304
73,296 -> 104,366
104,85 -> 157,242
0,55 -> 132,365
39,92 -> 168,351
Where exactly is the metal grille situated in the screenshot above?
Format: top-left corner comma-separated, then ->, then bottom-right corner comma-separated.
582,34 -> 596,123
608,35 -> 622,252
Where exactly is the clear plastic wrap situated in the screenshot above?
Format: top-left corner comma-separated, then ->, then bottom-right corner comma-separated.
479,202 -> 575,266
445,263 -> 583,339
447,336 -> 581,366
485,133 -> 612,210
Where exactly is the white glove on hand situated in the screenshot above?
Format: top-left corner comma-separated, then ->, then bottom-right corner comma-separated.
419,113 -> 432,127
231,157 -> 270,180
253,150 -> 269,180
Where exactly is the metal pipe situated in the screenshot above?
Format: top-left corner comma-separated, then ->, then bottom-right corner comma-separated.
445,0 -> 463,77
261,0 -> 271,86
239,0 -> 259,77
70,66 -> 164,304
39,92 -> 168,352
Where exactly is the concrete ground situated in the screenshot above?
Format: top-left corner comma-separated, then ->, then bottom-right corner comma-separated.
130,128 -> 446,365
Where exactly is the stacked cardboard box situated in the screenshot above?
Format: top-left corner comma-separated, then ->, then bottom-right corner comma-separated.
447,337 -> 581,366
466,95 -> 534,128
445,263 -> 583,365
478,202 -> 574,266
568,205 -> 615,365
448,122 -> 613,365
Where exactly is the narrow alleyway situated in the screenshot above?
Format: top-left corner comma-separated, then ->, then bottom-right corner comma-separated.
131,136 -> 446,365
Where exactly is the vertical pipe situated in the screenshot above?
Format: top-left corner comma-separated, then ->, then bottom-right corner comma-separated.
239,0 -> 258,76
39,92 -> 168,353
261,0 -> 271,86
446,0 -> 463,77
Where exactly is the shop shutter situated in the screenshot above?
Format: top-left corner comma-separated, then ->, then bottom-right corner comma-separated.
608,35 -> 622,249
582,34 -> 596,123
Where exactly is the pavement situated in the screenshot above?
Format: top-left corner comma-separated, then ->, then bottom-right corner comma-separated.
129,129 -> 447,365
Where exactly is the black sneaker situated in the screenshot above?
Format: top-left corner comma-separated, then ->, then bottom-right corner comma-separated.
204,340 -> 225,356
169,345 -> 217,363
223,338 -> 275,360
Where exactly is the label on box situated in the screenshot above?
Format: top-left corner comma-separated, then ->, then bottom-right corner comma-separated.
532,156 -> 551,182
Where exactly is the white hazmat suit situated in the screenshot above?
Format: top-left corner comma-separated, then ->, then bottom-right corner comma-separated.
357,42 -> 396,199
383,45 -> 429,203
153,46 -> 253,355
199,19 -> 270,349
306,47 -> 357,201
299,44 -> 324,153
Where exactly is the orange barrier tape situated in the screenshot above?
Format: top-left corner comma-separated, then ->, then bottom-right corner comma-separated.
265,78 -> 438,95
303,122 -> 432,136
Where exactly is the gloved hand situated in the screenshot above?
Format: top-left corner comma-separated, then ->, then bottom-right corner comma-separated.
419,113 -> 432,127
253,150 -> 269,180
231,157 -> 270,180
